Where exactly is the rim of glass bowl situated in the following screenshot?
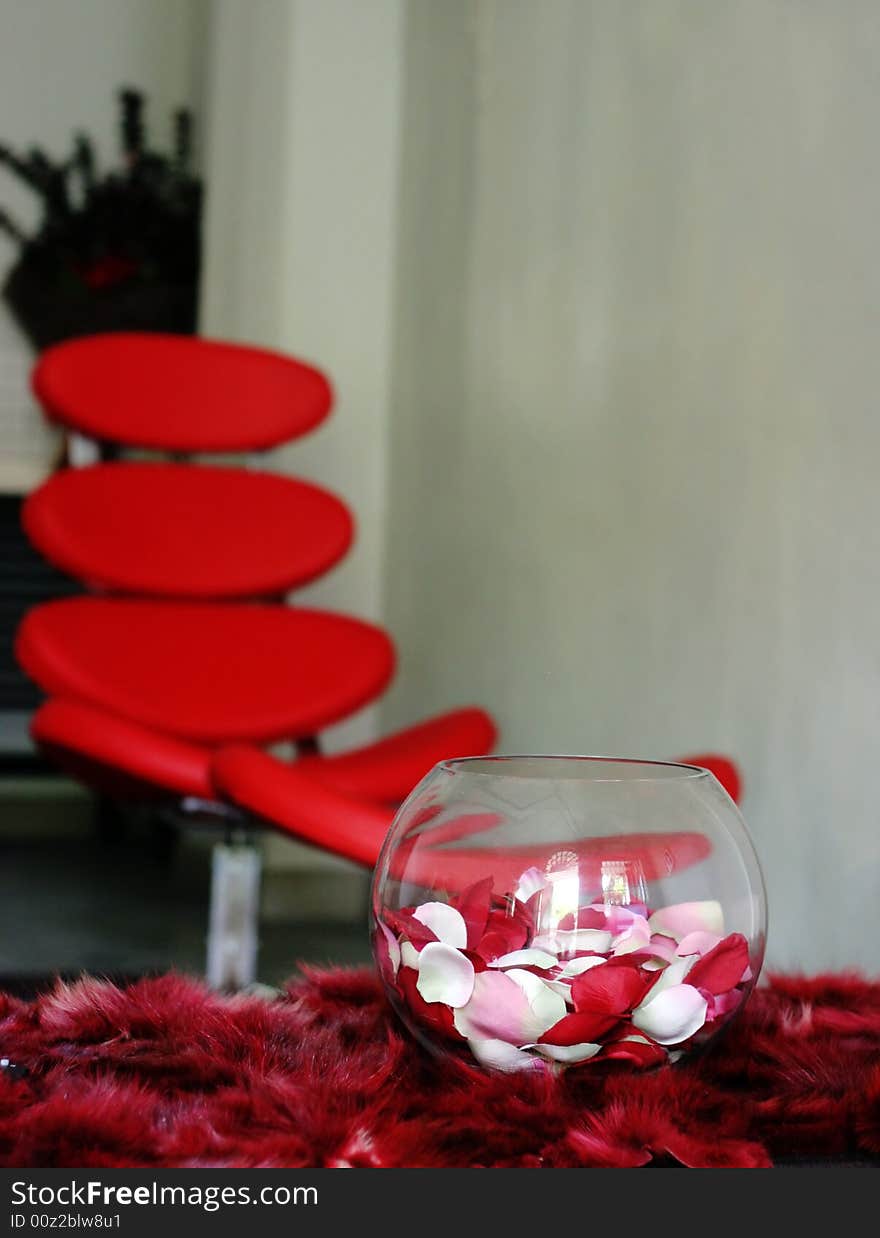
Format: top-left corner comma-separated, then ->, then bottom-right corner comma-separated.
437,755 -> 712,782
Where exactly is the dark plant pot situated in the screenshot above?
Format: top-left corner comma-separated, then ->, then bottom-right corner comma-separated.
2,254 -> 197,351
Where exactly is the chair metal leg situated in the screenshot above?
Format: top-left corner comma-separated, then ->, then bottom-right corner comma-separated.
205,836 -> 261,991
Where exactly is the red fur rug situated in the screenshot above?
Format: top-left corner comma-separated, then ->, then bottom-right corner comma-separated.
1,968 -> 878,1168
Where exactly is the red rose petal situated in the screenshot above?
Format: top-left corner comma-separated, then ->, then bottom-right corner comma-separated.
452,877 -> 494,949
557,907 -> 607,932
686,933 -> 750,995
599,1038 -> 667,1068
383,908 -> 438,950
571,961 -> 652,1015
396,967 -> 461,1041
538,1010 -> 620,1045
476,909 -> 528,962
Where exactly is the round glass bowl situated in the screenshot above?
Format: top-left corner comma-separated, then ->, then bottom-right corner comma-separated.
371,756 -> 766,1074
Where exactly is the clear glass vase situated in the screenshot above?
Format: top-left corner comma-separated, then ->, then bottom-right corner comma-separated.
371,756 -> 766,1074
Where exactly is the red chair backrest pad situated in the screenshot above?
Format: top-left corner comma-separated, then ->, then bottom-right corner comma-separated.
24,463 -> 354,600
17,598 -> 395,744
33,333 -> 332,453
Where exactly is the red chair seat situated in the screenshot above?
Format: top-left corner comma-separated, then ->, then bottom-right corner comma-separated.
17,598 -> 395,744
23,463 -> 354,600
298,707 -> 497,803
31,698 -> 214,800
30,699 -> 497,807
33,333 -> 332,453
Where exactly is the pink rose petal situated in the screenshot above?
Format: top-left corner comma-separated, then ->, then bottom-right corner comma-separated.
415,942 -> 475,1008
452,970 -> 537,1044
648,901 -> 724,942
505,968 -> 568,1036
676,930 -> 723,957
412,902 -> 468,948
632,984 -> 708,1045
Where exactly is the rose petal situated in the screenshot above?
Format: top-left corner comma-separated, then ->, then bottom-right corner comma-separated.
704,987 -> 743,1022
571,960 -> 653,1016
646,955 -> 695,995
377,922 -> 400,977
592,904 -> 648,936
544,979 -> 576,1003
685,933 -> 750,995
453,970 -> 536,1044
466,1038 -> 544,1073
558,907 -> 607,931
397,967 -> 461,1040
600,1035 -> 668,1068
488,949 -> 558,970
611,916 -> 652,956
415,941 -> 475,1007
558,956 -> 607,978
676,931 -> 723,958
523,1040 -> 603,1063
384,908 -> 438,949
505,968 -> 568,1036
632,984 -> 708,1045
539,1009 -> 620,1044
399,940 -> 420,970
475,909 -> 529,962
648,901 -> 724,942
532,929 -> 613,957
451,877 -> 494,949
412,902 -> 468,948
514,866 -> 552,903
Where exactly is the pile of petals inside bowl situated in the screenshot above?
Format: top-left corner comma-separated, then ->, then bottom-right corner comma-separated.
376,868 -> 753,1073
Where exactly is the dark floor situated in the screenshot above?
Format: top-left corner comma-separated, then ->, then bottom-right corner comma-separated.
0,782 -> 371,997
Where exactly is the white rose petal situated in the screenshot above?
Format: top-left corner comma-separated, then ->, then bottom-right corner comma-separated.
415,941 -> 475,1008
488,949 -> 558,970
522,1041 -> 603,1064
632,984 -> 708,1045
412,902 -> 468,948
466,1038 -> 544,1073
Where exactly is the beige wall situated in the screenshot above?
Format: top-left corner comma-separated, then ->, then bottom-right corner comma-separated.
0,0 -> 209,488
383,0 -> 880,973
200,0 -> 405,758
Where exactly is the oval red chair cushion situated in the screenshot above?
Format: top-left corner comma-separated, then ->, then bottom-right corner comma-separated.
31,698 -> 214,800
32,699 -> 496,810
23,463 -> 354,600
17,598 -> 395,744
298,707 -> 497,804
33,333 -> 332,453
679,753 -> 741,804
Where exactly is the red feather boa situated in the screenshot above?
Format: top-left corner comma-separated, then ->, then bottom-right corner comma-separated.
1,968 -> 878,1167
